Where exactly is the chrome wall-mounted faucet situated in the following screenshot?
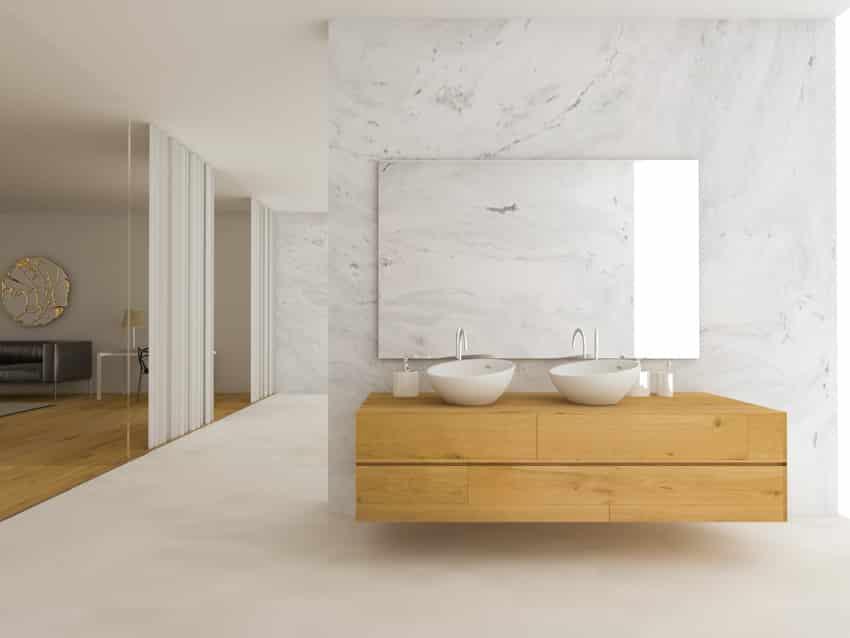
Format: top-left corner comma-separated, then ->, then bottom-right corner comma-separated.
572,328 -> 600,360
456,328 -> 470,360
571,328 -> 586,359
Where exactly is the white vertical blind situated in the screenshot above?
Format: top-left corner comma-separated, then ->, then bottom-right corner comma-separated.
148,127 -> 168,445
148,125 -> 216,448
188,153 -> 206,432
251,200 -> 274,401
204,165 -> 216,425
265,207 -> 274,394
168,139 -> 188,438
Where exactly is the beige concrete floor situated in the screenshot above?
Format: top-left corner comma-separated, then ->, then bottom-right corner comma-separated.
0,394 -> 848,637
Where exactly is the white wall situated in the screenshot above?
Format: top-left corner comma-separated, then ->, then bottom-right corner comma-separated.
0,212 -> 142,394
250,200 -> 275,401
214,208 -> 251,393
273,212 -> 328,394
330,19 -> 837,516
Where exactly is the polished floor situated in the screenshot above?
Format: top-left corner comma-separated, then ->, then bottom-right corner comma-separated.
0,394 -> 848,637
0,393 -> 250,520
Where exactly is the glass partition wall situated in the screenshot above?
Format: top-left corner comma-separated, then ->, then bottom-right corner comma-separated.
0,25 -> 138,517
0,116 -> 137,519
128,122 -> 150,455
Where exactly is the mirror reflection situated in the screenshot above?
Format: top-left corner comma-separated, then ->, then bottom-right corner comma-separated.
378,159 -> 699,360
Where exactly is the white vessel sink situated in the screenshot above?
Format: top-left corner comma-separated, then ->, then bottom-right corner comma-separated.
427,359 -> 515,406
549,359 -> 641,406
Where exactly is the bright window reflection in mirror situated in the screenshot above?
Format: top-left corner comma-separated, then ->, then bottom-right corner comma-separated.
633,160 -> 700,359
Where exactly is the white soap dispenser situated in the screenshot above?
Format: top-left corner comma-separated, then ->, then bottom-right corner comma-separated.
628,360 -> 652,397
655,360 -> 675,398
392,357 -> 419,398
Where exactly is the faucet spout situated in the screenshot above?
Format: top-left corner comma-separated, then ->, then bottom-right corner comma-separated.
571,328 -> 586,359
455,328 -> 469,360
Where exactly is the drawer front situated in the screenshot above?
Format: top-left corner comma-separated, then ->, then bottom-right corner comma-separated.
469,465 -> 611,506
356,466 -> 468,505
606,465 -> 786,507
356,465 -> 786,522
538,413 -> 786,463
355,465 -> 608,521
469,465 -> 786,509
356,412 -> 537,462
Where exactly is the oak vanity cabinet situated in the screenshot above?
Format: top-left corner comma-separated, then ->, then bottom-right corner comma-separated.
355,393 -> 787,523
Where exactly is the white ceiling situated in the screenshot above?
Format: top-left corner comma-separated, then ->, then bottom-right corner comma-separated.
1,1 -> 849,213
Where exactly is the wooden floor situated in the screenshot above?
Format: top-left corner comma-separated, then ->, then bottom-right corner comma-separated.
0,393 -> 251,521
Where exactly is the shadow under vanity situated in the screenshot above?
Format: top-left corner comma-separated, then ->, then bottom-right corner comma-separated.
359,159 -> 787,523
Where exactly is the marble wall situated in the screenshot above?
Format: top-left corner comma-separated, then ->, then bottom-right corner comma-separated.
330,19 -> 836,515
273,212 -> 328,394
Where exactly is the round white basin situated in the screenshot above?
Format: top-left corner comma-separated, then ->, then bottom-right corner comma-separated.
549,359 -> 641,406
427,359 -> 515,406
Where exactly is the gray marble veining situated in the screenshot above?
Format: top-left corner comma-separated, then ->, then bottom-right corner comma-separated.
378,160 -> 633,359
330,19 -> 836,515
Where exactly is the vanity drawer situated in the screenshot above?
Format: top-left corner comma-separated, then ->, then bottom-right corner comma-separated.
356,411 -> 537,462
357,465 -> 786,522
357,466 -> 468,505
468,465 -> 786,519
355,465 -> 608,522
537,412 -> 786,463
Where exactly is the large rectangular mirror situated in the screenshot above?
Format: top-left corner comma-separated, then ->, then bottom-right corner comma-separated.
378,159 -> 699,359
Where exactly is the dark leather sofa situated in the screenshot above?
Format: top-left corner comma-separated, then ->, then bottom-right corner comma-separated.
0,341 -> 92,398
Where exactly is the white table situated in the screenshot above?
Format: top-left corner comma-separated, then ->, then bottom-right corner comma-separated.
96,351 -> 142,400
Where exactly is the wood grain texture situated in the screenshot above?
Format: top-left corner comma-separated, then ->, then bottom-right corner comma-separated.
746,413 -> 788,461
0,394 -> 251,520
538,413 -> 786,463
357,465 -> 786,522
538,413 -> 747,462
358,392 -> 786,464
611,504 -> 786,522
356,504 -> 609,523
357,411 -> 537,462
469,465 -> 610,506
357,466 -> 467,505
355,392 -> 787,523
469,466 -> 785,507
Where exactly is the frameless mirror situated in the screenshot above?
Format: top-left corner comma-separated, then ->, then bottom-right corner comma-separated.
378,159 -> 699,360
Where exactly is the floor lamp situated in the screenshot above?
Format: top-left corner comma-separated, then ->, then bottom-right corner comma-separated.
122,308 -> 145,351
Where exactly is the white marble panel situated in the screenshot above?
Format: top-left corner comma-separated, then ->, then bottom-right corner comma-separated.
330,19 -> 836,515
378,160 -> 633,359
273,213 -> 328,394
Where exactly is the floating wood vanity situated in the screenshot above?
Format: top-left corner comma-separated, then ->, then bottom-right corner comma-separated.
356,393 -> 787,522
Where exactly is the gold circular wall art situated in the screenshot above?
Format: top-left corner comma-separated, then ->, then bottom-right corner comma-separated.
0,257 -> 71,327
